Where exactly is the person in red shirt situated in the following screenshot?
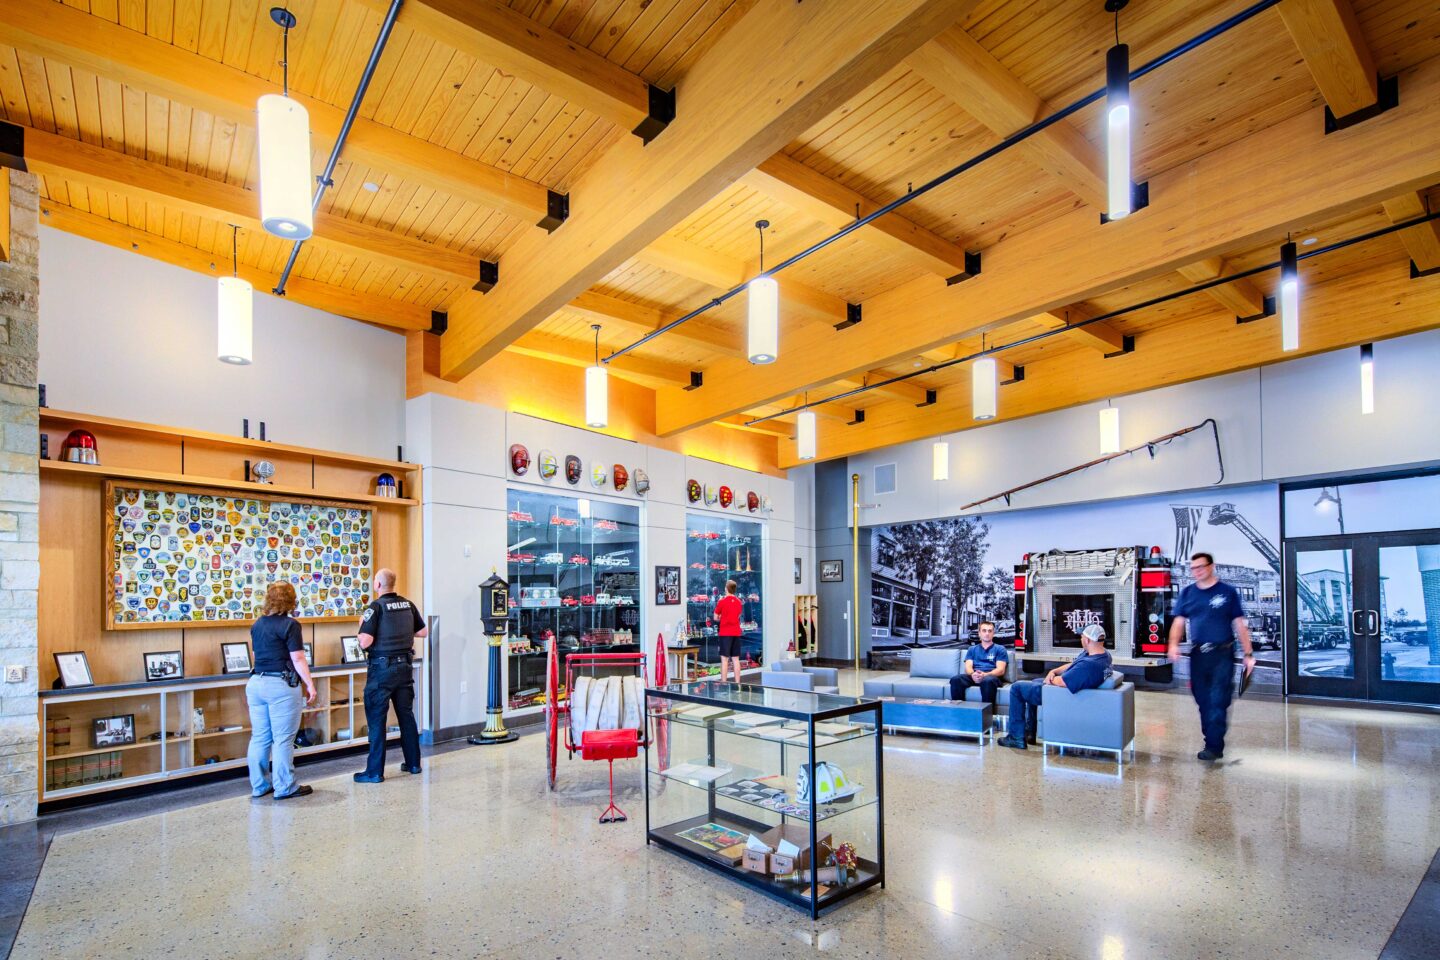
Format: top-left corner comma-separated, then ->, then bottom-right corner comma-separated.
715,579 -> 744,682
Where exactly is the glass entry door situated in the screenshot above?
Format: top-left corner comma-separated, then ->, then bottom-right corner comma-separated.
1285,532 -> 1440,704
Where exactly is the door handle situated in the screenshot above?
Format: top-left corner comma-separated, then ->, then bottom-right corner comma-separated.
1368,610 -> 1380,636
1350,609 -> 1364,636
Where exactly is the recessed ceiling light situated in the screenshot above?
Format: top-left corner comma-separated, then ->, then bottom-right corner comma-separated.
1301,237 -> 1317,245
362,181 -> 380,193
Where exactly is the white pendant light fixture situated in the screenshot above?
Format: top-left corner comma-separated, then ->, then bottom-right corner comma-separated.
1359,343 -> 1374,415
796,393 -> 816,460
1279,239 -> 1300,351
1098,401 -> 1121,454
972,336 -> 997,420
257,7 -> 314,240
1105,1 -> 1132,221
747,219 -> 779,364
932,440 -> 950,481
585,324 -> 608,429
217,224 -> 253,365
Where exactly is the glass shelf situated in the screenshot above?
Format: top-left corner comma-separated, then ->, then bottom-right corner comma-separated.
649,709 -> 875,747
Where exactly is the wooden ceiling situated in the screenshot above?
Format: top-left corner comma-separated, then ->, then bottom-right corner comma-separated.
3,0 -> 1440,467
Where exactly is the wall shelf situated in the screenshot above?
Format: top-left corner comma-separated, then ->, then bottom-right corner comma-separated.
39,458 -> 418,506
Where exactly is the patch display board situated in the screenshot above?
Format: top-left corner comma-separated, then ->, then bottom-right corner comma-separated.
104,482 -> 374,630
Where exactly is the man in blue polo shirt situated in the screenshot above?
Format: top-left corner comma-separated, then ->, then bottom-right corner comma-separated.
1169,552 -> 1255,762
998,623 -> 1112,750
950,620 -> 1009,704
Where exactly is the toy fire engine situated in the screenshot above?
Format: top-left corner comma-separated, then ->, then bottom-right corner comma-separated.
1014,545 -> 1175,681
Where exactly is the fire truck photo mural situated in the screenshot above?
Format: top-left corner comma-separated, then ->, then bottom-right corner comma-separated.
869,484 -> 1282,694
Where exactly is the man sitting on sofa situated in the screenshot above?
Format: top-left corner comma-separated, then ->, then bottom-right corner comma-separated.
997,623 -> 1112,750
950,620 -> 1009,704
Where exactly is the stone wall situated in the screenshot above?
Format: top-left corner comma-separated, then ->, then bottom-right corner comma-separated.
0,170 -> 40,825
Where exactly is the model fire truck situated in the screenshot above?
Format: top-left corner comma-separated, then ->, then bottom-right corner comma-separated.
1013,546 -> 1176,681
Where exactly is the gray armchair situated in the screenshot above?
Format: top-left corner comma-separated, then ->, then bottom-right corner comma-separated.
763,658 -> 839,695
1038,680 -> 1135,762
862,648 -> 962,700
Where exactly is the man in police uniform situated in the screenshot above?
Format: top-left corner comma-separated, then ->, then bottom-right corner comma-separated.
353,568 -> 428,783
1168,552 -> 1255,763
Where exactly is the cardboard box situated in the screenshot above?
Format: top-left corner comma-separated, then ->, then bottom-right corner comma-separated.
760,825 -> 832,875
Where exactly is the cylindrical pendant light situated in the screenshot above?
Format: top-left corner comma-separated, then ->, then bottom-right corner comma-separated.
1359,343 -> 1374,415
585,324 -> 608,428
257,9 -> 313,240
1105,11 -> 1132,221
747,220 -> 778,363
797,407 -> 817,461
972,355 -> 997,421
932,440 -> 949,481
1279,240 -> 1300,351
1098,404 -> 1121,454
217,225 -> 253,365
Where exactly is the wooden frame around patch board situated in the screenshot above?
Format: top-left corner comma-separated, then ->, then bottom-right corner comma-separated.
102,479 -> 374,631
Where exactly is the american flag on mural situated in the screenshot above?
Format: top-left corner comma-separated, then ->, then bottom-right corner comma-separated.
1172,505 -> 1205,560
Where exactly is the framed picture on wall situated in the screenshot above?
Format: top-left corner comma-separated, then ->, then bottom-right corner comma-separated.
53,651 -> 95,688
303,641 -> 314,666
655,566 -> 681,605
341,635 -> 365,664
820,559 -> 844,583
794,558 -> 802,584
220,642 -> 252,675
143,650 -> 183,682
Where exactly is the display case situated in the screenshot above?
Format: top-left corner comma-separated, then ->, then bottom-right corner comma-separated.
645,682 -> 884,918
39,662 -> 418,804
507,489 -> 642,712
684,514 -> 764,674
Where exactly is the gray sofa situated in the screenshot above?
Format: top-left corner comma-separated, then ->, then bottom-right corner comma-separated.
1037,679 -> 1136,762
761,658 -> 839,695
861,649 -> 961,700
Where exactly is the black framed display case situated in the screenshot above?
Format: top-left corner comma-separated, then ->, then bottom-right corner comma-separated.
644,681 -> 884,918
684,514 -> 764,674
507,489 -> 642,712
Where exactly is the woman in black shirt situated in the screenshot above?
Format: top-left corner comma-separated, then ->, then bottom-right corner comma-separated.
245,581 -> 317,800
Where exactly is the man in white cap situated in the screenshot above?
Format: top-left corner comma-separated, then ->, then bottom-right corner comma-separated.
998,623 -> 1113,750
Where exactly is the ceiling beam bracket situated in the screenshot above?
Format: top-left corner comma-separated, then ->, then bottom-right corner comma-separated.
915,388 -> 937,408
944,250 -> 983,285
1409,259 -> 1440,280
473,260 -> 500,294
847,409 -> 866,426
1325,75 -> 1399,134
684,371 -> 704,392
1235,295 -> 1277,325
1001,365 -> 1025,386
834,303 -> 863,331
1103,334 -> 1136,359
632,85 -> 677,145
538,191 -> 570,232
1100,181 -> 1149,225
429,311 -> 448,336
0,121 -> 26,172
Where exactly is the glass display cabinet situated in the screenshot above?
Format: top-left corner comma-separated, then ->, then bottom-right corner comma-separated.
645,681 -> 884,918
684,514 -> 764,675
507,489 -> 642,712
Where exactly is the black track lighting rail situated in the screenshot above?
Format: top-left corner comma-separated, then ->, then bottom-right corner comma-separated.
603,0 -> 1283,365
744,208 -> 1440,426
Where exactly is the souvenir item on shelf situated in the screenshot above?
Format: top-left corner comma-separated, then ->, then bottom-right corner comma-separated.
686,479 -> 701,502
613,464 -> 629,491
510,444 -> 531,476
747,491 -> 759,512
374,472 -> 397,497
92,714 -> 136,747
252,460 -> 276,484
565,455 -> 582,485
142,650 -> 183,681
633,468 -> 650,495
341,635 -> 365,663
718,485 -> 734,508
537,450 -> 558,480
590,461 -> 608,487
192,706 -> 206,735
60,429 -> 99,465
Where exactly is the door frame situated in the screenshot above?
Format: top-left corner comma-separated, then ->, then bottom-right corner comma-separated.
1284,534 -> 1371,700
1369,530 -> 1440,706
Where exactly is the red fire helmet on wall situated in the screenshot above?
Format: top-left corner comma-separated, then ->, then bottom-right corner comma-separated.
718,485 -> 734,508
686,479 -> 701,502
509,444 -> 530,476
613,464 -> 629,491
746,491 -> 759,512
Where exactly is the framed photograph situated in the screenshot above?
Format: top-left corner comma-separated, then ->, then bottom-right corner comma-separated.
303,641 -> 314,666
341,635 -> 365,664
53,651 -> 94,688
655,565 -> 681,606
143,650 -> 183,682
820,559 -> 844,583
794,557 -> 802,585
220,642 -> 252,675
92,714 -> 136,748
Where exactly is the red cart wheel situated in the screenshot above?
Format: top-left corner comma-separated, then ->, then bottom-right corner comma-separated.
545,635 -> 559,790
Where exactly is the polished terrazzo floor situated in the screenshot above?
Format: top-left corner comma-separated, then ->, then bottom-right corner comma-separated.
11,682 -> 1440,960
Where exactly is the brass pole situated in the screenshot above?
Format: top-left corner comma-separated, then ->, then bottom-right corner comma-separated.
852,472 -> 861,680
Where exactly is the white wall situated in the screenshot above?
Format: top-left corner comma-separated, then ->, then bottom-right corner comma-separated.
790,464 -> 816,596
847,330 -> 1440,529
38,228 -> 406,459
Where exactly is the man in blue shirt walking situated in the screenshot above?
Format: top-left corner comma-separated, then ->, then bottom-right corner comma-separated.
950,620 -> 1009,704
998,623 -> 1112,750
1169,552 -> 1256,762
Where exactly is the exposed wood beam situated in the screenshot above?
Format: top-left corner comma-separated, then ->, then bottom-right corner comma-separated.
1033,307 -> 1127,354
654,55 -> 1440,434
507,332 -> 693,389
742,155 -> 974,278
1174,258 -> 1271,319
716,415 -> 792,439
1381,192 -> 1440,274
830,373 -> 932,407
439,0 -> 961,379
776,256 -> 1440,467
1278,0 -> 1379,117
0,0 -> 555,225
39,202 -> 431,330
566,290 -> 741,354
17,124 -> 478,284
